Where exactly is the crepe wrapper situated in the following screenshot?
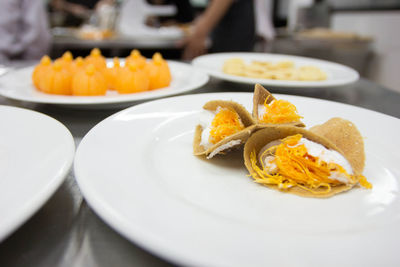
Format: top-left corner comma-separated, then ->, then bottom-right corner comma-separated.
243,118 -> 365,198
252,84 -> 305,128
193,100 -> 256,158
310,117 -> 365,175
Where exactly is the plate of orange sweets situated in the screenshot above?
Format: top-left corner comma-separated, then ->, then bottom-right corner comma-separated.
0,49 -> 209,107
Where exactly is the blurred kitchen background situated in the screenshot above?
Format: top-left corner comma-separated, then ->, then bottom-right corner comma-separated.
4,0 -> 400,93
271,0 -> 400,95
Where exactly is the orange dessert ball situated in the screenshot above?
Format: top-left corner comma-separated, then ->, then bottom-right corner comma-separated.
85,48 -> 107,71
55,51 -> 74,71
71,56 -> 85,75
116,63 -> 149,94
125,49 -> 147,69
32,55 -> 52,91
105,57 -> 121,90
147,52 -> 171,90
72,64 -> 107,96
40,61 -> 72,95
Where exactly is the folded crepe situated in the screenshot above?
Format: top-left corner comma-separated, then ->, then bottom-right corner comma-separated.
252,84 -> 305,128
193,100 -> 256,159
243,117 -> 371,198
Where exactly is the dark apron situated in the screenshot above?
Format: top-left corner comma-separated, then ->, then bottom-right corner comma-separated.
210,0 -> 255,53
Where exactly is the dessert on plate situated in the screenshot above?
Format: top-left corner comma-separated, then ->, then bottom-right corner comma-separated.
252,84 -> 305,128
193,100 -> 256,159
243,118 -> 371,198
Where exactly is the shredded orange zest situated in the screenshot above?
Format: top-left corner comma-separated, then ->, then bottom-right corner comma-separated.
249,134 -> 371,194
260,96 -> 302,124
209,108 -> 245,144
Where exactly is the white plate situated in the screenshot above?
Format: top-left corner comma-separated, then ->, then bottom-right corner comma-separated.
0,105 -> 75,241
74,93 -> 400,267
192,52 -> 359,88
0,61 -> 208,107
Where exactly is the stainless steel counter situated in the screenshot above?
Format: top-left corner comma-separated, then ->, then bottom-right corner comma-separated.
0,74 -> 399,267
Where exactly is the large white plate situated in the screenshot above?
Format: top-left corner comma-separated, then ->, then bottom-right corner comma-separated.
192,52 -> 359,88
0,105 -> 75,241
0,61 -> 208,107
74,93 -> 400,267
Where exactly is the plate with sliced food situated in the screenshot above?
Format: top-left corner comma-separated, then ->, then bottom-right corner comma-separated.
192,52 -> 359,88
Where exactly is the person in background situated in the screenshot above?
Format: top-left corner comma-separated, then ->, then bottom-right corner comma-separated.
179,0 -> 255,60
0,0 -> 51,63
254,0 -> 275,51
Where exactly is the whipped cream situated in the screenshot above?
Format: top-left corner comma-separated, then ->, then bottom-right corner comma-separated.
199,109 -> 216,149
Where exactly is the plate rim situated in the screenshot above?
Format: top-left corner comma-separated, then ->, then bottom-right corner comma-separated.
192,52 -> 359,88
0,105 -> 75,241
